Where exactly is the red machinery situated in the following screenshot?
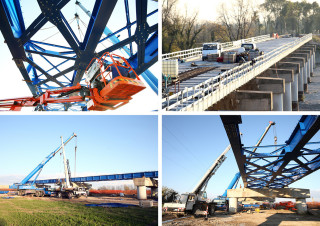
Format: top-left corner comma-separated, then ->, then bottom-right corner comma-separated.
0,53 -> 145,111
274,201 -> 297,211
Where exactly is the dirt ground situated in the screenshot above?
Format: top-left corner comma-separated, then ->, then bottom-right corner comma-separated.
163,209 -> 320,225
299,65 -> 320,111
2,195 -> 157,206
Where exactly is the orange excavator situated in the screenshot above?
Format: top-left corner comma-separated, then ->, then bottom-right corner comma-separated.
0,53 -> 145,111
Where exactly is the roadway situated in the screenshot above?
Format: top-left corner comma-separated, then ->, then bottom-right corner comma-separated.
168,37 -> 299,94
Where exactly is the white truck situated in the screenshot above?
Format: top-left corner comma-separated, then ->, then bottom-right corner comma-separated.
241,43 -> 257,51
202,43 -> 222,61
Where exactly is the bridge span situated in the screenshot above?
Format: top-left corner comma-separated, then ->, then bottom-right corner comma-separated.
162,34 -> 316,111
30,171 -> 158,200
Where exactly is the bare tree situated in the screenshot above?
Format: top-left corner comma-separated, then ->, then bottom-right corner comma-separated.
177,9 -> 204,50
218,0 -> 256,41
162,0 -> 205,52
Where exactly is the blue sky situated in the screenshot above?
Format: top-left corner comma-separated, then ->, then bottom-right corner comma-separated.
0,115 -> 158,187
163,115 -> 320,201
0,0 -> 159,111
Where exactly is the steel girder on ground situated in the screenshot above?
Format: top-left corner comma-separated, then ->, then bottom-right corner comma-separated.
29,171 -> 158,184
221,115 -> 320,189
0,0 -> 158,110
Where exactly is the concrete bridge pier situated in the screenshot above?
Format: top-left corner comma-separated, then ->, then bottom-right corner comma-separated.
303,45 -> 316,76
227,188 -> 310,214
207,91 -> 273,111
292,52 -> 309,90
229,197 -> 238,213
296,198 -> 308,214
137,185 -> 147,200
133,177 -> 158,200
275,62 -> 300,110
286,56 -> 306,101
236,77 -> 285,111
252,77 -> 285,111
296,50 -> 311,82
260,68 -> 294,111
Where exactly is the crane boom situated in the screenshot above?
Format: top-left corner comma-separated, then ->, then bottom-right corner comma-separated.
61,136 -> 71,188
222,172 -> 240,197
13,133 -> 77,188
192,145 -> 231,194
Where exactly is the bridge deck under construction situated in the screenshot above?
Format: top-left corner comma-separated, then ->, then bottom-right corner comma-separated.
169,37 -> 299,94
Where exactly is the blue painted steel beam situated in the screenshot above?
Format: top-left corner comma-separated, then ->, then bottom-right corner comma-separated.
25,49 -> 76,60
0,0 -> 38,95
124,0 -> 133,56
76,0 -> 158,94
266,116 -> 320,187
73,0 -> 118,85
37,0 -> 80,52
30,171 -> 158,184
135,0 -> 148,67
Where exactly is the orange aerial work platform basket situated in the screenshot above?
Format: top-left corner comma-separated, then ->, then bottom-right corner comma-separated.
85,52 -> 146,111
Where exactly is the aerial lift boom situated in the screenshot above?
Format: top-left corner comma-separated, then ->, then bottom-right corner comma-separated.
10,133 -> 77,196
0,53 -> 145,111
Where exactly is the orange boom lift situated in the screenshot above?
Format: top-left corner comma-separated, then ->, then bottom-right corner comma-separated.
0,53 -> 145,111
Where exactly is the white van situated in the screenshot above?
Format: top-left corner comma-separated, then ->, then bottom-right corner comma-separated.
202,43 -> 221,61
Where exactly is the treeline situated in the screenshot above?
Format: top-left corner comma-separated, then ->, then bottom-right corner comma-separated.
162,0 -> 320,53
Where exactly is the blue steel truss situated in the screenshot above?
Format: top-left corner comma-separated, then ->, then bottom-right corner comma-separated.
0,0 -> 158,111
221,115 -> 320,189
29,171 -> 158,184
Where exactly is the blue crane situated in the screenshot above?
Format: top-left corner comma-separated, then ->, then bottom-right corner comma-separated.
10,133 -> 77,196
221,172 -> 241,197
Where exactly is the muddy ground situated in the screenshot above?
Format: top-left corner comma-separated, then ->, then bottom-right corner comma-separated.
163,209 -> 320,225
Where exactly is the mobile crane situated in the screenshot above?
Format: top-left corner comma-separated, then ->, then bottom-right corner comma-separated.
163,121 -> 277,215
10,133 -> 77,196
55,136 -> 89,199
0,53 -> 145,111
163,145 -> 231,216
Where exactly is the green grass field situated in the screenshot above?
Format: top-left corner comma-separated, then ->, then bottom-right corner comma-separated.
0,197 -> 157,225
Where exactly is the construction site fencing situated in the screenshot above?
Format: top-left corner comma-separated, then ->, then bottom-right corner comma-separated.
162,35 -> 272,60
162,34 -> 312,111
89,189 -> 151,195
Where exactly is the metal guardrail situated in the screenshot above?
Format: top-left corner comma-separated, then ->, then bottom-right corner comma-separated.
162,35 -> 272,60
162,34 -> 312,111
